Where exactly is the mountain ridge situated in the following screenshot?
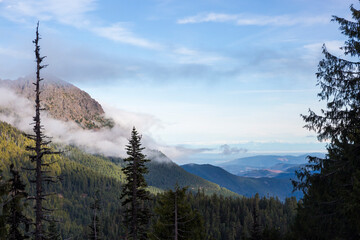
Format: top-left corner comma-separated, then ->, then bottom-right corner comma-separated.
181,163 -> 303,200
0,76 -> 114,129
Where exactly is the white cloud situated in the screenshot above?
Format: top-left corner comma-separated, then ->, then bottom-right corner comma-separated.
0,86 -> 203,161
220,144 -> 247,155
172,47 -> 225,65
0,0 -> 229,68
177,13 -> 330,26
92,24 -> 163,50
0,0 -> 160,49
0,0 -> 96,26
177,13 -> 238,24
303,40 -> 344,59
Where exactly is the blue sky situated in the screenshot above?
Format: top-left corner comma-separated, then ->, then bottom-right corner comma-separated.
0,0 -> 355,163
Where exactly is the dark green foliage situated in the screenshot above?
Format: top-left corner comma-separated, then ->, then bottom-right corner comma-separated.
0,169 -> 8,239
47,221 -> 61,240
150,185 -> 205,240
261,226 -> 281,240
88,193 -> 102,240
120,127 -> 151,240
293,2 -> 360,239
250,194 -> 262,240
2,164 -> 30,240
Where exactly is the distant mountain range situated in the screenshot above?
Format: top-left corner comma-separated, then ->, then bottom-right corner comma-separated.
218,153 -> 324,177
181,163 -> 303,200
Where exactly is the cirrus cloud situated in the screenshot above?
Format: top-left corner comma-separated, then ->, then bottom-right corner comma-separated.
177,13 -> 330,26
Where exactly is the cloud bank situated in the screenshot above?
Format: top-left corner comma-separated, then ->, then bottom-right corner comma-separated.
0,86 -> 199,161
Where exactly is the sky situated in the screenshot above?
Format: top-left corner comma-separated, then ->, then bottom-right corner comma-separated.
0,0 -> 356,164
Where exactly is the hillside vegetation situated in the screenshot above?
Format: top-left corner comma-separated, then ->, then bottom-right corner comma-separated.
0,121 -> 298,239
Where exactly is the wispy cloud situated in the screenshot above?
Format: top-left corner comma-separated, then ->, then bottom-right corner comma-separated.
0,0 -> 96,26
158,145 -> 212,160
0,0 -> 160,49
177,13 -> 330,26
92,23 -> 163,50
172,47 -> 226,65
0,0 -> 229,62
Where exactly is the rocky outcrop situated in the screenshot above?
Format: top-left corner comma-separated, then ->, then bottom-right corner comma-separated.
0,76 -> 114,129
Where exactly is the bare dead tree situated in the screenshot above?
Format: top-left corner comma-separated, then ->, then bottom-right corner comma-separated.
25,22 -> 60,240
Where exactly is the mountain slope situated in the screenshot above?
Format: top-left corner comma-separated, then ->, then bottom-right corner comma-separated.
181,163 -> 303,200
0,76 -> 114,129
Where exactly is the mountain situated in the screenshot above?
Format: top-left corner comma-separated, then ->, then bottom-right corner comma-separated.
181,163 -> 303,200
0,76 -> 114,129
219,154 -> 324,176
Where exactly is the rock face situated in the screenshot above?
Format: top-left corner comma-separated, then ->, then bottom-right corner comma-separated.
0,76 -> 114,129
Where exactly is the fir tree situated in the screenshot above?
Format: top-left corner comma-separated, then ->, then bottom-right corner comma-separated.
120,127 -> 151,240
293,2 -> 360,239
3,164 -> 30,240
25,22 -> 60,240
150,185 -> 205,240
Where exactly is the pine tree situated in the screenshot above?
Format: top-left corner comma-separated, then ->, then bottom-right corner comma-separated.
120,127 -> 151,240
88,193 -> 102,240
150,185 -> 205,240
25,22 -> 60,240
293,2 -> 360,239
3,164 -> 31,240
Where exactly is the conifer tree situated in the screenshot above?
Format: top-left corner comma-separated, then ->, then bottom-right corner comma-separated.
293,2 -> 360,239
120,127 -> 151,240
88,193 -> 102,240
250,194 -> 262,240
25,22 -> 60,240
3,164 -> 30,240
150,185 -> 205,240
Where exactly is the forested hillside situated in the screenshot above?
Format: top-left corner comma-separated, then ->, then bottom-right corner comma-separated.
0,121 -> 298,239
